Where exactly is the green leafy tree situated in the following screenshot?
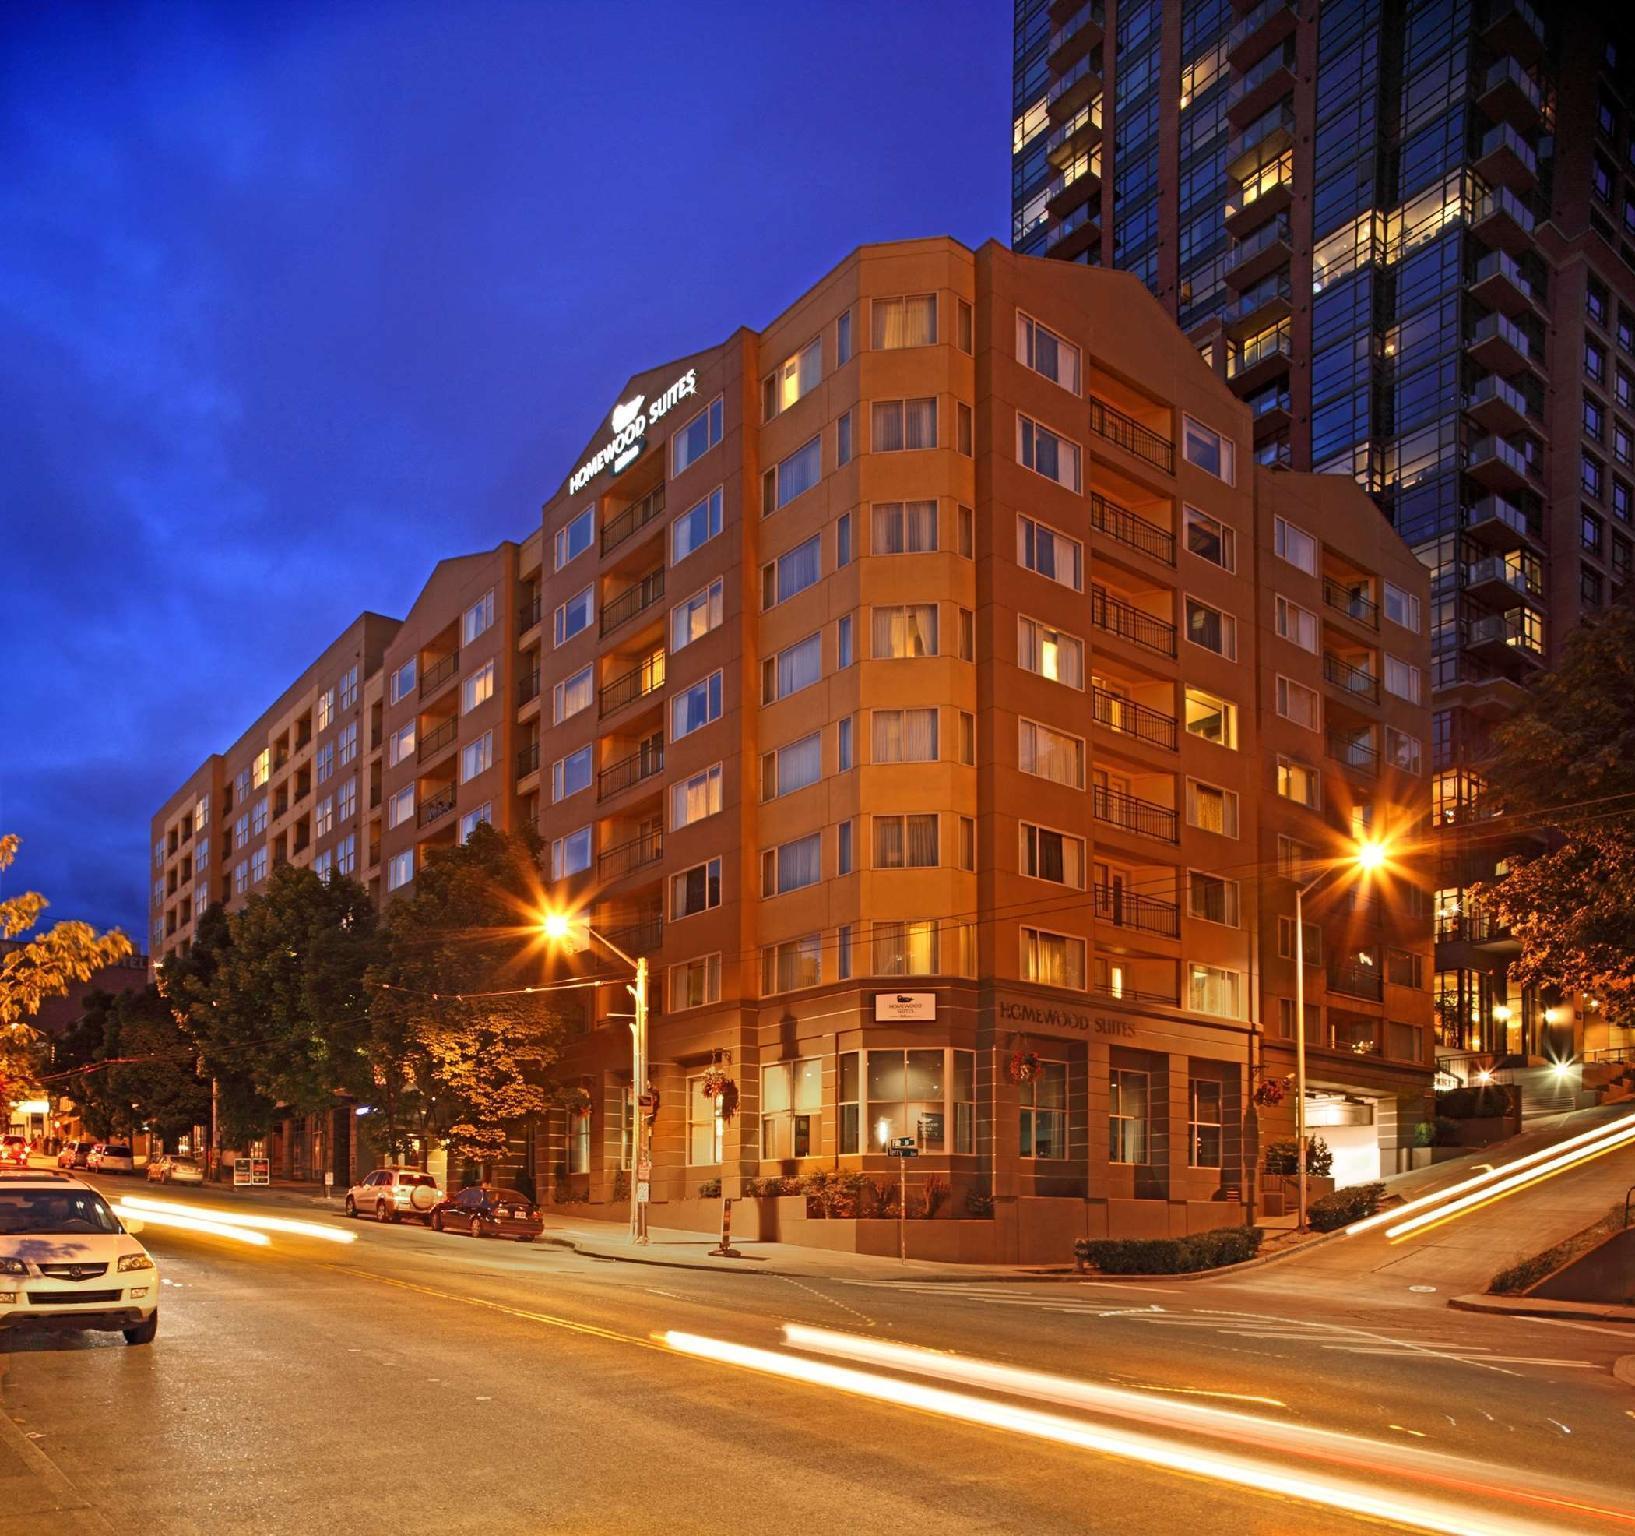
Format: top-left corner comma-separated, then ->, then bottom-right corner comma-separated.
1475,597 -> 1635,1026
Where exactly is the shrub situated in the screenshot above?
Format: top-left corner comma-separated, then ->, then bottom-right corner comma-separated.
1432,1116 -> 1464,1146
1074,1225 -> 1263,1275
697,1178 -> 722,1199
964,1189 -> 995,1218
743,1176 -> 804,1198
1412,1120 -> 1437,1147
1307,1182 -> 1386,1232
1436,1084 -> 1520,1119
802,1169 -> 865,1218
918,1175 -> 950,1219
1262,1136 -> 1333,1178
610,1170 -> 629,1202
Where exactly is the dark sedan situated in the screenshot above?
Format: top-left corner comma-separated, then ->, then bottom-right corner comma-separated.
430,1186 -> 543,1242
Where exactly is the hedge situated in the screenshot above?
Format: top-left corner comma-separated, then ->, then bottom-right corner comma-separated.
1074,1225 -> 1263,1274
1435,1084 -> 1519,1119
1307,1182 -> 1386,1232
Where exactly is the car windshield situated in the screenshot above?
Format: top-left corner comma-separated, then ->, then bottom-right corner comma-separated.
405,1175 -> 436,1187
103,1146 -> 132,1157
0,1191 -> 123,1235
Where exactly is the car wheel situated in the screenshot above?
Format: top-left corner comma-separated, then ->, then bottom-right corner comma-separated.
517,1235 -> 535,1244
376,1201 -> 395,1224
123,1312 -> 158,1346
432,1211 -> 444,1232
344,1196 -> 357,1218
468,1215 -> 483,1238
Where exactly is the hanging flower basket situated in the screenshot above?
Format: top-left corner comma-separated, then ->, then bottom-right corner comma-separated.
1253,1076 -> 1288,1108
561,1086 -> 593,1120
1008,1050 -> 1041,1084
701,1069 -> 740,1123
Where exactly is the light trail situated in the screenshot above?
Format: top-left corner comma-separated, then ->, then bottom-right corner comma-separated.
662,1330 -> 1568,1536
114,1201 -> 271,1247
1345,1114 -> 1635,1238
117,1193 -> 358,1245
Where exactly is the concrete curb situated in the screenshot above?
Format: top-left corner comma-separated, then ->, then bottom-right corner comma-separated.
1448,1292 -> 1635,1327
0,1400 -> 117,1531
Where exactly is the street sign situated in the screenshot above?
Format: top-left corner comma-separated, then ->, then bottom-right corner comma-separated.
891,1136 -> 917,1150
635,1181 -> 651,1203
886,1146 -> 919,1158
636,1160 -> 652,1180
637,1092 -> 657,1111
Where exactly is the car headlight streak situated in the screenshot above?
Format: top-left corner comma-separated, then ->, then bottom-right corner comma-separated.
112,1202 -> 270,1247
117,1194 -> 357,1246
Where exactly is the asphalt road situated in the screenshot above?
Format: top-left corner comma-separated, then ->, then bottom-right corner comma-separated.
3,1176 -> 1633,1536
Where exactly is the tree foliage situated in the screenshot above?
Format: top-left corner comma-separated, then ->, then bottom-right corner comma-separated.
1476,597 -> 1635,1025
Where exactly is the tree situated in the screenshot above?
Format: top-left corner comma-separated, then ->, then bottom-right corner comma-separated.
1475,596 -> 1635,1026
0,833 -> 132,1099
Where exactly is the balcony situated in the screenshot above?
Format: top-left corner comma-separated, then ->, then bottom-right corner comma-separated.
1223,270 -> 1292,335
600,567 -> 665,637
1466,612 -> 1545,667
1465,556 -> 1538,609
600,651 -> 667,718
516,668 -> 542,709
600,915 -> 664,959
1466,436 -> 1534,494
417,787 -> 455,828
1092,882 -> 1179,939
517,591 -> 542,636
1462,374 -> 1530,436
1046,51 -> 1101,122
1465,493 -> 1536,549
1226,323 -> 1291,391
1323,653 -> 1379,702
1091,685 -> 1178,751
1046,97 -> 1102,166
1329,963 -> 1384,1003
1469,251 -> 1537,316
1046,154 -> 1102,218
1226,0 -> 1297,72
1481,0 -> 1544,62
1470,184 -> 1536,255
1044,197 -> 1099,261
598,739 -> 664,801
1225,42 -> 1295,127
515,739 -> 540,784
598,829 -> 664,883
420,653 -> 458,700
1323,578 -> 1379,630
1473,121 -> 1537,193
1225,100 -> 1296,181
417,718 -> 457,764
1089,491 -> 1175,564
1087,397 -> 1174,473
1224,169 -> 1292,237
1248,382 -> 1292,438
1477,55 -> 1541,128
1048,0 -> 1102,69
601,486 -> 667,557
1326,727 -> 1379,778
1091,584 -> 1177,658
1092,784 -> 1179,844
1224,215 -> 1292,289
1465,312 -> 1532,376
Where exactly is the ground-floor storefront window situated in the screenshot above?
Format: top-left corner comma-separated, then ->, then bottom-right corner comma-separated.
1109,1068 -> 1150,1164
761,1059 -> 822,1158
838,1048 -> 974,1153
1018,1060 -> 1067,1158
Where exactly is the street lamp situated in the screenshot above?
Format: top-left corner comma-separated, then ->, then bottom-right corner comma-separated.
540,911 -> 651,1244
1288,836 -> 1389,1232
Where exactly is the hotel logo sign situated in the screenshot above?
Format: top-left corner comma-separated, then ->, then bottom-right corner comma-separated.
569,367 -> 699,494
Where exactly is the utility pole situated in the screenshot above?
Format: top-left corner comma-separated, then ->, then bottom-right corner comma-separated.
630,955 -> 649,1244
1294,887 -> 1308,1233
210,1075 -> 220,1183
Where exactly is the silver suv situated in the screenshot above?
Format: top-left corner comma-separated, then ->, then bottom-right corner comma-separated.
344,1167 -> 442,1224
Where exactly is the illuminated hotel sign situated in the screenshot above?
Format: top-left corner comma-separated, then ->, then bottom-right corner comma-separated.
569,367 -> 698,493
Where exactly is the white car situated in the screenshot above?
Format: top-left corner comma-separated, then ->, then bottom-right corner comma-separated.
146,1155 -> 204,1186
86,1143 -> 136,1175
0,1171 -> 159,1344
345,1167 -> 442,1224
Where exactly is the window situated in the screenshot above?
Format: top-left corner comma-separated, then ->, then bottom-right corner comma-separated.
957,299 -> 973,354
957,606 -> 974,661
1018,615 -> 1084,687
553,665 -> 592,723
388,786 -> 414,829
1018,514 -> 1082,589
835,510 -> 853,566
1017,311 -> 1080,392
1017,413 -> 1082,491
234,814 -> 248,850
850,1048 -> 974,1154
555,505 -> 595,569
1188,1080 -> 1223,1168
314,795 -> 334,837
836,612 -> 855,668
761,733 -> 821,799
462,589 -> 495,645
669,954 -> 721,1011
1019,1060 -> 1067,1159
233,859 -> 249,895
1276,756 -> 1319,808
1188,871 -> 1240,926
1109,1070 -> 1149,1163
875,815 -> 940,869
671,672 -> 723,739
762,337 -> 821,419
1583,509 -> 1605,554
459,731 -> 494,783
671,857 -> 722,918
760,1059 -> 822,1157
837,819 -> 855,874
1183,506 -> 1235,569
837,715 -> 854,771
1276,675 -> 1321,730
457,803 -> 492,843
762,436 -> 822,513
671,577 -> 724,651
762,533 -> 822,606
552,746 -> 592,802
761,935 -> 823,995
1182,417 -> 1234,483
1584,563 -> 1605,607
336,835 -> 358,877
873,708 -> 938,763
1275,595 -> 1318,652
1384,655 -> 1422,703
554,586 -> 594,646
337,778 -> 356,823
686,1074 -> 726,1165
550,827 -> 592,879
1586,396 -> 1606,442
873,500 -> 938,554
1385,727 -> 1423,775
762,632 -> 822,702
1185,597 -> 1236,658
315,743 -> 335,783
837,409 -> 854,466
1184,687 -> 1237,748
252,748 -> 271,788
763,833 -> 823,895
1020,823 -> 1084,887
1186,779 -> 1239,837
338,722 -> 357,765
1188,963 -> 1242,1017
235,767 -> 251,803
872,294 -> 937,348
339,666 -> 358,709
251,797 -> 269,835
311,848 -> 333,883
1277,916 -> 1322,963
316,689 -> 334,733
671,396 -> 724,476
1587,339 -> 1607,385
1387,949 -> 1424,988
671,763 -> 723,828
958,504 -> 974,557
1584,453 -> 1605,499
958,815 -> 975,870
389,661 -> 416,706
387,851 -> 414,891
462,659 -> 495,714
872,919 -> 939,976
872,604 -> 938,658
1274,516 -> 1317,575
1020,927 -> 1085,989
1018,719 -> 1084,788
872,397 -> 937,452
837,309 -> 853,364
670,487 -> 723,564
251,847 -> 268,885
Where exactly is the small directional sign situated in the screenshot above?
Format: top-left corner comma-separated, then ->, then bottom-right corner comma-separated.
887,1136 -> 919,1158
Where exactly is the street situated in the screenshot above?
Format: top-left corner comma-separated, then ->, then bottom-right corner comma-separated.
3,1177 -> 1633,1535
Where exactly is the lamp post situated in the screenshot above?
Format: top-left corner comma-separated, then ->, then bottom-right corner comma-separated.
541,913 -> 650,1244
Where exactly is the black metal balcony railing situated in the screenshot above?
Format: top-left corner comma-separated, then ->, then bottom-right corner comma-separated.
598,739 -> 665,800
1092,784 -> 1179,843
600,651 -> 666,717
1092,882 -> 1180,938
417,718 -> 457,762
600,568 -> 665,637
420,652 -> 458,698
417,787 -> 455,828
1090,491 -> 1176,565
517,591 -> 542,634
598,829 -> 663,882
1322,578 -> 1379,629
1091,585 -> 1177,658
1329,963 -> 1384,1002
1087,397 -> 1175,473
1090,684 -> 1178,750
600,914 -> 664,958
1090,978 -> 1180,1008
1327,728 -> 1379,777
516,668 -> 541,707
1322,653 -> 1379,702
515,739 -> 540,782
601,487 -> 666,556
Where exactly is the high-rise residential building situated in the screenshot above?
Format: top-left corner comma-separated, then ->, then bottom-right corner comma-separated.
1013,0 -> 1635,1073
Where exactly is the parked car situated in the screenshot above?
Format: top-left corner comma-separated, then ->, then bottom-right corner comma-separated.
56,1140 -> 95,1170
0,1172 -> 159,1344
146,1155 -> 204,1186
431,1185 -> 543,1242
1,1136 -> 28,1167
344,1167 -> 442,1224
86,1143 -> 135,1175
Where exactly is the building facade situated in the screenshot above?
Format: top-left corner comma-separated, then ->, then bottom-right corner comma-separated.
1012,0 -> 1635,1072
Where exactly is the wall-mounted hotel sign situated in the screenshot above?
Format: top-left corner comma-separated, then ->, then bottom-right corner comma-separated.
875,992 -> 937,1022
997,996 -> 1093,1032
569,367 -> 699,493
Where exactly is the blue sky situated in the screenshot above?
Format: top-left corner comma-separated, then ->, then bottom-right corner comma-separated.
1,1 -> 1009,941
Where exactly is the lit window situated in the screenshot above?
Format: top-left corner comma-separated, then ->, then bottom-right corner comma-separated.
670,763 -> 723,829
252,749 -> 270,788
759,1058 -> 823,1154
872,605 -> 938,659
1018,615 -> 1084,687
762,337 -> 822,420
669,954 -> 722,1011
1276,756 -> 1319,808
1184,688 -> 1237,748
1187,963 -> 1242,1018
1020,927 -> 1085,990
316,689 -> 334,733
1185,779 -> 1239,837
462,659 -> 496,714
872,294 -> 937,348
671,577 -> 725,652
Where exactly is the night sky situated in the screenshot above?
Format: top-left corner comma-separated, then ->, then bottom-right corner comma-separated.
2,2 -> 1008,944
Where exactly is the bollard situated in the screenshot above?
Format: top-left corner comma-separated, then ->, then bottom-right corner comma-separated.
710,1195 -> 742,1258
